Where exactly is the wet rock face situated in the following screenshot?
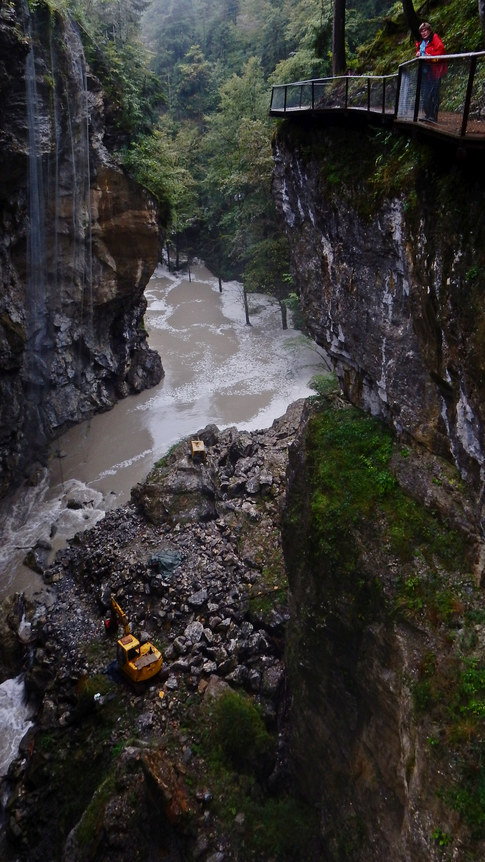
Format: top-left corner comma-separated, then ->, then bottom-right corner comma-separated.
272,124 -> 485,527
281,407 -> 484,862
0,2 -> 162,499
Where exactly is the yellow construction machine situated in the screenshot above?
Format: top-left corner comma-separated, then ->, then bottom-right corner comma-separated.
110,597 -> 163,685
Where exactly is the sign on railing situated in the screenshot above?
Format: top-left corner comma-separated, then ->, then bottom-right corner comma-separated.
270,52 -> 485,139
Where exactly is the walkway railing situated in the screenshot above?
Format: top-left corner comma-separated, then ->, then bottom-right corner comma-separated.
270,73 -> 398,117
269,51 -> 485,141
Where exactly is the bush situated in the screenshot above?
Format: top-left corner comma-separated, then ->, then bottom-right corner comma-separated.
210,690 -> 276,780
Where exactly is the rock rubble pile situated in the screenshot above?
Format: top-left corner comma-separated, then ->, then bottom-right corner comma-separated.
2,400 -> 308,862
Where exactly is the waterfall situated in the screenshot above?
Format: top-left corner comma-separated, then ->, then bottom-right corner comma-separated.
23,12 -> 94,416
24,40 -> 47,390
58,17 -> 94,359
0,676 -> 33,781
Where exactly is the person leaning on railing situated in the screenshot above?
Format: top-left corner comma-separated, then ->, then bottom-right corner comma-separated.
415,21 -> 447,123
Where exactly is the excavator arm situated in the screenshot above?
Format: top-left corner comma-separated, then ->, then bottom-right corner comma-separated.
110,597 -> 131,636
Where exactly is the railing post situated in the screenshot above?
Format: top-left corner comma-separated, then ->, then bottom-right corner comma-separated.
312,80 -> 315,111
461,55 -> 477,137
345,76 -> 349,109
367,78 -> 371,112
395,67 -> 402,116
414,60 -> 423,122
382,78 -> 386,114
284,85 -> 287,114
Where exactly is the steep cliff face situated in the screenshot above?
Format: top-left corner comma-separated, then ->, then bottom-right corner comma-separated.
282,401 -> 485,861
274,120 -> 485,859
0,2 -> 162,498
273,120 -> 485,542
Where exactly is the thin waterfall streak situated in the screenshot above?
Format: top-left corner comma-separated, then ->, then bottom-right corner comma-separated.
49,29 -> 60,296
68,24 -> 93,348
82,53 -> 93,340
25,40 -> 47,382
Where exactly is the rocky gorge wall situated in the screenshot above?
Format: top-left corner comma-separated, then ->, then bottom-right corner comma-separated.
0,1 -> 162,499
273,120 -> 485,859
272,119 -> 485,548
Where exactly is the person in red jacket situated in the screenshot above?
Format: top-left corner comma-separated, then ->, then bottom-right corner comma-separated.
415,21 -> 446,122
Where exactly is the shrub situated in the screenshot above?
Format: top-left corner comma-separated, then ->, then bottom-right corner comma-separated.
209,690 -> 276,780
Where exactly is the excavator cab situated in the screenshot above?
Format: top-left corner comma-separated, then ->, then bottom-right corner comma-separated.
111,598 -> 163,685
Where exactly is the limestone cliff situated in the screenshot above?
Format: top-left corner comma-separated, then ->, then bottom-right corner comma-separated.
0,1 -> 162,498
272,119 -> 485,545
274,120 -> 485,860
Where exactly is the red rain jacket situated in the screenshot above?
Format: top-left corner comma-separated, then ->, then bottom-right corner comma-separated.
415,32 -> 447,79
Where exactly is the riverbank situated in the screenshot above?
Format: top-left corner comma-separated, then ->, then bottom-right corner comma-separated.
1,399 -> 320,862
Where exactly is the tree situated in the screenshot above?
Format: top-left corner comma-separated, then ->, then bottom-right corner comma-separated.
177,45 -> 215,124
332,0 -> 346,75
401,0 -> 421,41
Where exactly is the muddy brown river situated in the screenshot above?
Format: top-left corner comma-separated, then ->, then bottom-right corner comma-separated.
0,263 -> 327,600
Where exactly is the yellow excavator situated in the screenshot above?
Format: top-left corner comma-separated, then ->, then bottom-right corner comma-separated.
110,597 -> 163,685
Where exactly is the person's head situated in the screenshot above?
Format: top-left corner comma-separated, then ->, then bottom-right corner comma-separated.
419,22 -> 432,38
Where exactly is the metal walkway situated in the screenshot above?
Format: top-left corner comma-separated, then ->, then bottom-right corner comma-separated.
270,52 -> 485,148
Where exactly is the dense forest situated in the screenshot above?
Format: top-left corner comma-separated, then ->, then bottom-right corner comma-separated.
63,0 -> 481,297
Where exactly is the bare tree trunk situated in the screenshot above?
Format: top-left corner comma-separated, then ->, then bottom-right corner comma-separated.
280,300 -> 288,330
243,286 -> 251,326
218,275 -> 222,293
332,0 -> 346,76
480,0 -> 485,46
401,0 -> 421,41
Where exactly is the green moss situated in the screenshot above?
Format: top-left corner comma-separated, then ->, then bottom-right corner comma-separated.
304,404 -> 395,575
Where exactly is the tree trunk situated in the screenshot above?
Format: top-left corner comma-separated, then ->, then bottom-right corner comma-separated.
332,0 -> 346,76
480,0 -> 485,46
243,286 -> 251,326
401,0 -> 421,41
280,300 -> 288,331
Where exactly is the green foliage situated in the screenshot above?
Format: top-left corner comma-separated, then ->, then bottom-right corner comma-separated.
362,0 -> 481,74
308,372 -> 339,398
199,688 -> 318,859
305,405 -> 396,572
301,403 -> 468,612
68,0 -> 164,139
432,828 -> 451,847
138,0 -> 412,291
123,120 -> 201,230
208,690 -> 275,779
413,646 -> 485,838
445,751 -> 485,839
371,131 -> 432,205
